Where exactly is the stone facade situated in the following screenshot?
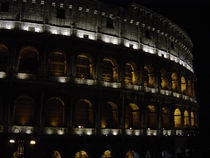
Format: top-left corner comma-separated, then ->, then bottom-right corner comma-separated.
0,0 -> 198,158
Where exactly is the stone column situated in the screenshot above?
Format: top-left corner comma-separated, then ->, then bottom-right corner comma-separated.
158,104 -> 162,135
120,92 -> 125,134
39,91 -> 45,126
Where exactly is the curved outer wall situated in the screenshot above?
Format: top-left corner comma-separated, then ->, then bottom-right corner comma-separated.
0,0 -> 199,158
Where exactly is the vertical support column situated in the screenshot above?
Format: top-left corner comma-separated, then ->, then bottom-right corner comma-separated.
178,73 -> 181,93
155,65 -> 161,92
70,53 -> 76,80
96,91 -> 102,135
39,91 -> 45,126
120,92 -> 125,135
168,72 -> 172,92
6,86 -> 13,125
40,46 -> 47,79
12,46 -> 18,73
65,96 -> 72,130
139,63 -> 144,88
141,100 -> 147,135
66,51 -> 71,78
171,107 -> 175,135
158,103 -> 162,135
181,109 -> 184,135
9,45 -> 16,74
69,98 -> 74,133
92,58 -> 97,81
120,61 -> 124,87
95,55 -> 101,81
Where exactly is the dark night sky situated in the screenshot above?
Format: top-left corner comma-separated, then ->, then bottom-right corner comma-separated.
103,0 -> 210,137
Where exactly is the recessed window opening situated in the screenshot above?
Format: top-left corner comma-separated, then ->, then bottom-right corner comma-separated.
56,8 -> 65,19
106,18 -> 114,29
145,29 -> 151,39
1,2 -> 9,12
171,42 -> 175,49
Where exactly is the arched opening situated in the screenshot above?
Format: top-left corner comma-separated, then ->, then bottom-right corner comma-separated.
181,76 -> 187,94
52,150 -> 62,158
0,44 -> 9,71
162,107 -> 170,129
74,99 -> 93,128
171,73 -> 179,92
13,96 -> 35,126
45,97 -> 65,127
160,69 -> 169,89
146,105 -> 157,129
101,102 -> 118,128
17,47 -> 39,74
102,150 -> 112,158
144,65 -> 155,88
76,54 -> 93,79
125,103 -> 140,129
191,112 -> 195,127
187,80 -> 192,96
124,62 -> 138,85
125,150 -> 140,158
174,108 -> 182,129
184,110 -> 190,128
102,58 -> 118,82
75,150 -> 88,158
48,51 -> 67,76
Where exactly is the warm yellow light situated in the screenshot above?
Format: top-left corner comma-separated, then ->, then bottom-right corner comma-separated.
30,140 -> 36,145
9,139 -> 15,144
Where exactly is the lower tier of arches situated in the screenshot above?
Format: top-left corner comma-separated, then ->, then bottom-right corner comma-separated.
1,133 -> 200,158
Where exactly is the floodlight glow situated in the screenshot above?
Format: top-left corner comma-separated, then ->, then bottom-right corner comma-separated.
9,139 -> 15,144
30,140 -> 36,145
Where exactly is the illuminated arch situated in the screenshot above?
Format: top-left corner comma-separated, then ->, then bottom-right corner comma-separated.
13,96 -> 35,125
171,73 -> 179,92
146,105 -> 157,129
76,54 -> 93,79
124,62 -> 138,85
75,150 -> 88,158
125,150 -> 140,158
191,112 -> 195,127
46,97 -> 65,127
184,110 -> 190,128
162,107 -> 170,129
17,46 -> 39,74
125,103 -> 140,129
101,101 -> 118,128
74,99 -> 94,128
144,65 -> 155,88
160,69 -> 169,89
52,150 -> 62,158
0,44 -> 9,71
181,76 -> 187,94
102,150 -> 112,158
174,108 -> 182,129
102,57 -> 118,82
48,51 -> 67,76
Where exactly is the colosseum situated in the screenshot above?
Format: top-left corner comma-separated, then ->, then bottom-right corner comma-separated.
0,0 -> 199,157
